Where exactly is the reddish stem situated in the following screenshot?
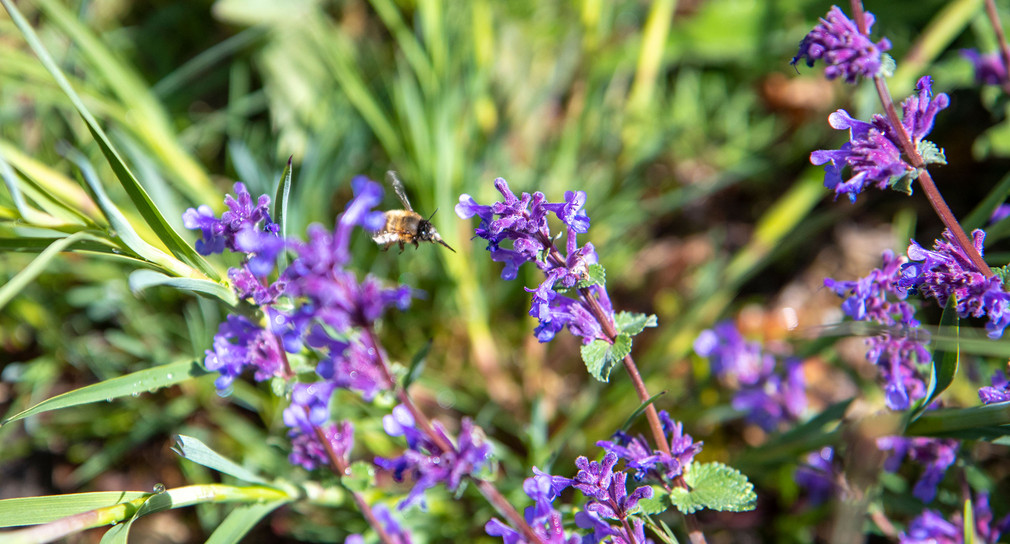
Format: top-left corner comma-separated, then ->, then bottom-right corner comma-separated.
849,0 -> 993,278
983,0 -> 1010,94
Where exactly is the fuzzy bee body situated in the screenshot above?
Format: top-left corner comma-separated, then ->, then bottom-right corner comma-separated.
371,171 -> 455,253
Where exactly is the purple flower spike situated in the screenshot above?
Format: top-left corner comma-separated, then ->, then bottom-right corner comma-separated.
901,77 -> 950,146
979,370 -> 1010,404
791,6 -> 892,84
962,49 -> 1008,86
878,436 -> 959,503
458,179 -> 612,344
204,315 -> 283,393
899,492 -> 1010,544
183,182 -> 279,256
900,229 -> 1010,338
288,420 -> 354,471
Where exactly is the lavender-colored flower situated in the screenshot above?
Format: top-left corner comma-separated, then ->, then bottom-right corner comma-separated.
990,204 -> 1010,225
289,420 -> 354,471
457,179 -> 610,344
825,250 -> 931,410
791,6 -> 892,84
283,381 -> 337,432
375,406 -> 493,511
979,370 -> 1010,404
795,446 -> 837,505
810,77 -> 949,202
312,332 -> 389,401
597,411 -> 702,482
204,314 -> 283,393
485,468 -> 581,544
962,49 -> 1008,86
899,492 -> 1010,544
900,229 -> 1010,338
571,452 -> 653,518
694,323 -> 807,429
183,182 -> 279,256
877,436 -> 958,503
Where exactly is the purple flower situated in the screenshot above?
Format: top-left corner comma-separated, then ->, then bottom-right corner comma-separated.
312,332 -> 389,401
485,468 -> 582,544
791,6 -> 892,84
900,229 -> 1010,338
810,77 -> 949,202
288,420 -> 354,471
729,359 -> 807,432
571,452 -> 653,518
597,411 -> 701,482
899,492 -> 1010,544
979,370 -> 1010,404
204,315 -> 283,393
795,446 -> 837,505
458,179 -> 611,344
182,182 -> 278,256
877,436 -> 958,503
375,407 -> 493,511
283,381 -> 337,433
693,321 -> 774,386
825,250 -> 930,410
990,204 -> 1010,225
962,49 -> 1008,86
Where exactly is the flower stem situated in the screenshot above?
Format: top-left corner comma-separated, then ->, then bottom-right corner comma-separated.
850,0 -> 993,278
983,0 -> 1010,94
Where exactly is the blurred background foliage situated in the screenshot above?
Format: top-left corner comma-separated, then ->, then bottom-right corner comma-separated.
2,0 -> 1010,541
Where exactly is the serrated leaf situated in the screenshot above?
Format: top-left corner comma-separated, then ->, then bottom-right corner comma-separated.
205,501 -> 287,544
341,461 -> 375,493
576,264 -> 606,289
918,140 -> 947,166
669,462 -> 756,514
581,334 -> 631,382
636,487 -> 671,515
879,53 -> 896,77
129,269 -> 237,306
172,435 -> 272,486
2,359 -> 206,425
614,311 -> 658,336
0,492 -> 147,527
890,172 -> 915,196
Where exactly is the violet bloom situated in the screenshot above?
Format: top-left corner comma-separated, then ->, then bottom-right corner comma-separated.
204,314 -> 283,393
979,370 -> 1010,404
877,436 -> 958,503
572,452 -> 653,519
457,179 -> 610,344
486,469 -> 582,544
899,492 -> 1010,544
183,182 -> 279,256
962,49 -> 1008,86
597,410 -> 702,482
811,77 -> 949,202
900,229 -> 1010,338
375,406 -> 493,511
791,5 -> 892,84
694,323 -> 807,429
795,446 -> 837,505
289,420 -> 354,471
825,250 -> 931,410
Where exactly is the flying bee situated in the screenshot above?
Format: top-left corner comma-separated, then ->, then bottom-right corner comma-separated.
371,171 -> 455,253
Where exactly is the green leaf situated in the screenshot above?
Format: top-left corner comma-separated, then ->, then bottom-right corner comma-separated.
129,269 -> 237,306
912,296 -> 959,422
964,496 -> 978,544
636,486 -> 671,515
2,359 -> 206,425
171,435 -> 272,486
879,53 -> 896,77
890,172 -> 915,196
402,340 -> 431,390
581,334 -> 631,382
964,170 -> 1010,230
273,156 -> 294,254
0,492 -> 147,527
669,462 -> 756,514
614,311 -> 658,336
0,0 -> 219,280
905,402 -> 1010,439
576,264 -> 606,289
0,231 -> 94,312
618,391 -> 666,434
918,140 -> 947,166
341,461 -> 376,493
204,501 -> 286,544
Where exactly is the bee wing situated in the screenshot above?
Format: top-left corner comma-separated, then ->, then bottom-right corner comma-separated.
385,170 -> 413,212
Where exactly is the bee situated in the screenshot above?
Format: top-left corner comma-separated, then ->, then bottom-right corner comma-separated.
371,171 -> 455,253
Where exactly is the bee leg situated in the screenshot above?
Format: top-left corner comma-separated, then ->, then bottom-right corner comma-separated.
412,240 -> 420,250
398,241 -> 406,253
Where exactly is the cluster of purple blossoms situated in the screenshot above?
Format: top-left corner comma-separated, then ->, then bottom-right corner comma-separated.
346,504 -> 412,544
794,446 -> 837,505
979,370 -> 1010,404
374,405 -> 493,511
456,178 -> 611,344
961,49 -> 1008,87
877,435 -> 959,504
486,452 -> 657,544
899,229 -> 1010,339
898,492 -> 1010,544
790,5 -> 891,84
693,321 -> 806,431
810,76 -> 949,202
825,250 -> 930,410
185,178 -> 412,469
596,410 -> 702,482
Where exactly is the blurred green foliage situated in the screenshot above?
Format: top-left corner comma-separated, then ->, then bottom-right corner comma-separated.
2,0 -> 1010,542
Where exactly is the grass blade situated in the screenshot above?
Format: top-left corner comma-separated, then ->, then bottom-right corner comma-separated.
204,502 -> 287,544
171,435 -> 273,486
0,231 -> 92,311
0,492 -> 148,528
